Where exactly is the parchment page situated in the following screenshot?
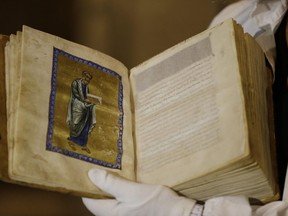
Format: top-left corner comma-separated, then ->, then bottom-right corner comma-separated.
130,20 -> 249,187
8,26 -> 135,197
7,33 -> 22,178
0,35 -> 9,179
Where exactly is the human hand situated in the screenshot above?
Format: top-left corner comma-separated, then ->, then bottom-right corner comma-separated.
82,168 -> 195,216
84,98 -> 91,104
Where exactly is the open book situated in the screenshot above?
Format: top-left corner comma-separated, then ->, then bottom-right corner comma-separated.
0,19 -> 279,202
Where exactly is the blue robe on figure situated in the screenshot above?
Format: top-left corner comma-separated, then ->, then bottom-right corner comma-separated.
66,78 -> 96,147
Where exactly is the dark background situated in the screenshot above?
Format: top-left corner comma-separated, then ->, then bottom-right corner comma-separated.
0,0 -> 245,215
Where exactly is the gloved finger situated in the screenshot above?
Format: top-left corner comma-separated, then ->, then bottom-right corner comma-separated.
82,197 -> 119,216
209,0 -> 254,28
88,168 -> 154,202
253,201 -> 288,216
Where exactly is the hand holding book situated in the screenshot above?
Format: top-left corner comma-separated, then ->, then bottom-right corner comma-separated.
82,168 -> 196,216
82,169 -> 288,216
0,18 -> 279,202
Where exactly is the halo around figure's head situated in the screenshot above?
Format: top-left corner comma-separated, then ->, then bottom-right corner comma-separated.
82,71 -> 93,80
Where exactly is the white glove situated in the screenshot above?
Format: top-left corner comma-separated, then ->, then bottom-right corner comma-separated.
203,196 -> 252,216
252,201 -> 288,216
82,168 -> 196,216
82,168 -> 288,216
209,0 -> 287,72
202,196 -> 288,216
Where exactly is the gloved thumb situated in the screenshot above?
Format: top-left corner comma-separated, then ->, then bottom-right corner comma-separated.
87,168 -> 154,202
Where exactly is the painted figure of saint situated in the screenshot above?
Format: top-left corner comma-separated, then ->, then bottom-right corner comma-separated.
66,71 -> 101,154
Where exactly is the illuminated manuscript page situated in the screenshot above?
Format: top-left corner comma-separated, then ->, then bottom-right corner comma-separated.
130,20 -> 249,187
9,26 -> 135,197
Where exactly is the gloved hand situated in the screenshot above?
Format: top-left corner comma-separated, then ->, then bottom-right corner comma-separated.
209,0 -> 287,72
82,168 -> 288,216
82,168 -> 195,216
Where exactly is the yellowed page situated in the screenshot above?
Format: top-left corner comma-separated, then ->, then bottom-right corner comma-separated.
0,35 -> 9,179
7,32 -> 22,175
131,19 -> 249,187
8,26 -> 134,197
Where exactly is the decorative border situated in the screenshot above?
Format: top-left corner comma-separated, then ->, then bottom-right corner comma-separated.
46,47 -> 123,169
